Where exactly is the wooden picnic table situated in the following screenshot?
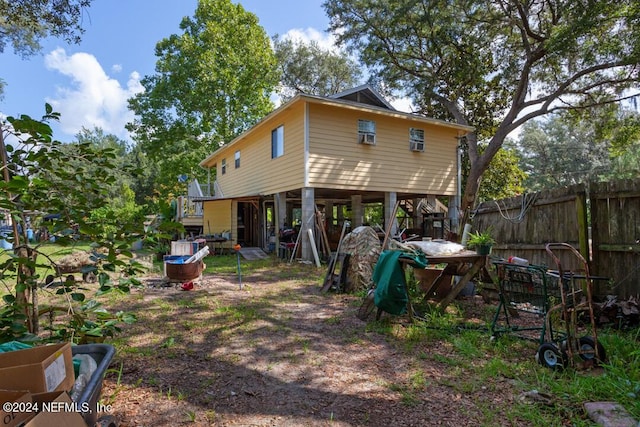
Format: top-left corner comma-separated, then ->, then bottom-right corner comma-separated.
402,250 -> 492,311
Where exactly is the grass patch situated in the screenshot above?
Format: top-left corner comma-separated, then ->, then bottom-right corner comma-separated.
367,295 -> 640,424
45,247 -> 637,426
0,241 -> 95,291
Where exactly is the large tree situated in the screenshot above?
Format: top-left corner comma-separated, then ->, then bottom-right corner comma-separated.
0,0 -> 92,96
0,0 -> 91,57
474,144 -> 526,202
127,0 -> 278,192
518,104 -> 640,190
324,0 -> 640,226
517,114 -> 611,190
273,35 -> 362,102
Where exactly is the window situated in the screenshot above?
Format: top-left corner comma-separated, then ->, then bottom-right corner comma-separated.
271,125 -> 284,158
221,158 -> 226,175
235,150 -> 240,168
409,128 -> 425,152
358,119 -> 376,145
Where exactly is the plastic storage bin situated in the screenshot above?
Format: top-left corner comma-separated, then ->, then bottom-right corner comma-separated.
71,344 -> 115,426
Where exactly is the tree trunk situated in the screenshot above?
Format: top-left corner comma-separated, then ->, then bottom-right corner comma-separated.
459,130 -> 509,228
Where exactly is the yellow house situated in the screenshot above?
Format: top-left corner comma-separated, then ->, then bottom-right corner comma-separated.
198,85 -> 473,260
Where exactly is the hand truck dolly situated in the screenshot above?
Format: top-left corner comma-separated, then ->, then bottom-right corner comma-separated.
490,243 -> 606,370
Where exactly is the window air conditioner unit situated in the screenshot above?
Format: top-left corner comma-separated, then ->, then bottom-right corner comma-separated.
410,140 -> 424,152
359,133 -> 376,145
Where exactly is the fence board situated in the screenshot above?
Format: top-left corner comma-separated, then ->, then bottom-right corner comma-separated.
471,179 -> 640,299
471,184 -> 587,269
590,179 -> 640,298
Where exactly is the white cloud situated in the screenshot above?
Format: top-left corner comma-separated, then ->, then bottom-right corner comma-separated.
43,48 -> 143,141
390,97 -> 415,114
282,27 -> 337,51
111,64 -> 123,73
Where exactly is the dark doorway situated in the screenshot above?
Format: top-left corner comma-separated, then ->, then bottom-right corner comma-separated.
237,202 -> 259,247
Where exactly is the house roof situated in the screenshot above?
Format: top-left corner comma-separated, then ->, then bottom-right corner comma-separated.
199,87 -> 474,168
329,84 -> 396,110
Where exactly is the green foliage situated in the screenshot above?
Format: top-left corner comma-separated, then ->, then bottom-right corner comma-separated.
142,197 -> 185,255
127,0 -> 279,201
0,299 -> 30,343
472,143 -> 526,203
517,106 -> 640,190
518,115 -> 610,190
0,106 -> 144,344
273,35 -> 362,102
324,0 -> 640,214
0,0 -> 92,58
370,309 -> 640,423
610,140 -> 640,179
89,184 -> 145,238
466,229 -> 496,247
41,295 -> 138,344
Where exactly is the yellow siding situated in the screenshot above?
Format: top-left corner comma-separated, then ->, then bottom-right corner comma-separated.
202,199 -> 232,235
307,103 -> 459,195
214,103 -> 306,197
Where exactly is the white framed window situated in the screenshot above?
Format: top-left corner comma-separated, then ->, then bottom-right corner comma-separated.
272,125 -> 284,158
221,158 -> 226,175
358,119 -> 376,145
235,150 -> 240,168
409,128 -> 425,152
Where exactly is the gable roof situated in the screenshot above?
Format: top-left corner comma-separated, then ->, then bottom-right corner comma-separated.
329,84 -> 396,110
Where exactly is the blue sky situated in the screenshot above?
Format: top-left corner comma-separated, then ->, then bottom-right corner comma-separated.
0,0 -> 333,142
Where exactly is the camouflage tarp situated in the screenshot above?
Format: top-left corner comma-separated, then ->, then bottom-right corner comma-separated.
340,226 -> 381,292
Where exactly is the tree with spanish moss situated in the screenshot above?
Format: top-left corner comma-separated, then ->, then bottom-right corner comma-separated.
324,0 -> 640,228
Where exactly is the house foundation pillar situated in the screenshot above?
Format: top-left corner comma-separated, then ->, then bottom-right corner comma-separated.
275,192 -> 287,240
301,187 -> 315,262
351,195 -> 363,228
385,192 -> 398,241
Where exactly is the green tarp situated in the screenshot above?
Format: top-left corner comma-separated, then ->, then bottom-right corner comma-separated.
373,249 -> 427,316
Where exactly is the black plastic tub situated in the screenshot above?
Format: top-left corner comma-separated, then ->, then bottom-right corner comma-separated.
71,344 -> 116,426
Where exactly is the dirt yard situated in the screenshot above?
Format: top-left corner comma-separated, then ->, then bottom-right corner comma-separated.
99,263 -> 533,426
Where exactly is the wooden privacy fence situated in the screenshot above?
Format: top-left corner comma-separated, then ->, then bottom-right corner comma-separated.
590,179 -> 640,299
470,179 -> 640,299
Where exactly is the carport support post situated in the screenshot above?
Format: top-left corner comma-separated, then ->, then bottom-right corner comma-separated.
275,192 -> 287,247
301,187 -> 315,262
385,192 -> 398,239
351,195 -> 363,228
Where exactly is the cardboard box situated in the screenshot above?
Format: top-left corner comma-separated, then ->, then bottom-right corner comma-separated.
0,343 -> 74,393
171,240 -> 198,255
23,391 -> 85,427
0,390 -> 32,427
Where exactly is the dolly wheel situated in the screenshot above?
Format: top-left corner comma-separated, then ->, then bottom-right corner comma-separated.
536,343 -> 567,370
578,336 -> 607,365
